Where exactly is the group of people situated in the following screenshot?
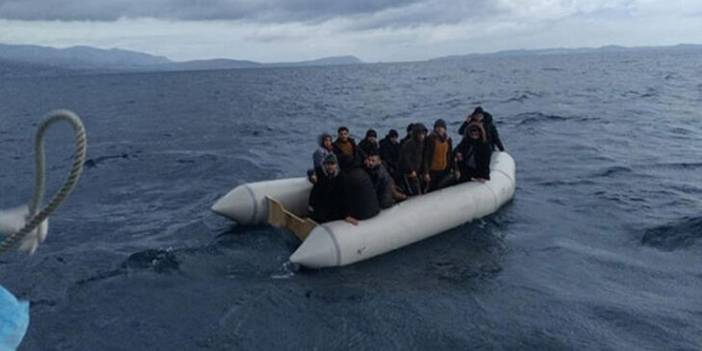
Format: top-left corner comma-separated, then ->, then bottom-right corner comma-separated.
307,106 -> 505,225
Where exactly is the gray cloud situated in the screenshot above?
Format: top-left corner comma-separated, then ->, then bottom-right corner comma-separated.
0,0 -> 425,22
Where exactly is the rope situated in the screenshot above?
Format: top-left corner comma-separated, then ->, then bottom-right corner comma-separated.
0,110 -> 87,255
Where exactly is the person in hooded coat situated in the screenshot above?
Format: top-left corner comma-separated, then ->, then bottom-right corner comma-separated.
312,133 -> 334,169
338,154 -> 380,224
379,129 -> 401,182
454,122 -> 492,182
423,119 -> 453,192
308,153 -> 345,223
358,129 -> 379,158
458,107 -> 505,152
398,123 -> 428,195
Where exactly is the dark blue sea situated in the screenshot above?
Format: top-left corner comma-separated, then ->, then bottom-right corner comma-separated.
1,49 -> 702,350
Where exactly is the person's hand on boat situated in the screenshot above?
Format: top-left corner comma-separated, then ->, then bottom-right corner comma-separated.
309,174 -> 318,183
408,171 -> 417,178
423,174 -> 431,183
455,152 -> 463,161
344,217 -> 359,225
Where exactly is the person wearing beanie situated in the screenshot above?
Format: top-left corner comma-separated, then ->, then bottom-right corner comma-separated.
423,118 -> 454,192
379,129 -> 401,182
398,123 -> 428,195
337,154 -> 380,225
332,126 -> 359,163
307,153 -> 345,223
453,122 -> 492,183
457,106 -> 505,152
400,123 -> 415,145
358,128 -> 379,158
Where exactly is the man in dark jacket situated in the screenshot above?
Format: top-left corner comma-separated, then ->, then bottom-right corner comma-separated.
458,107 -> 505,152
379,129 -> 401,182
454,123 -> 492,182
400,123 -> 414,145
332,126 -> 358,162
358,129 -> 379,158
398,123 -> 428,195
364,147 -> 397,209
338,154 -> 380,225
423,119 -> 453,192
308,153 -> 345,223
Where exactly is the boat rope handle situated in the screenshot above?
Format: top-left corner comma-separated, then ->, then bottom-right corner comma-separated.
0,110 -> 87,255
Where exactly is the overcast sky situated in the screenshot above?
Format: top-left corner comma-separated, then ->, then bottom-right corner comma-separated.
1,0 -> 701,62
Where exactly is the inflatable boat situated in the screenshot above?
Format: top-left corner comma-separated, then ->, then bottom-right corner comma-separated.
212,152 -> 516,268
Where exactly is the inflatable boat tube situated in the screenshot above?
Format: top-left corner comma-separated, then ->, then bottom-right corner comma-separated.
0,285 -> 29,350
212,177 -> 312,225
212,152 -> 515,268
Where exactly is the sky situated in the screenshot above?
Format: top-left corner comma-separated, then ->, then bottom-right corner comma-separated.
1,0 -> 701,63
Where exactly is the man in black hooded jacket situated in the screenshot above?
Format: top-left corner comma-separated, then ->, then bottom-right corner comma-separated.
379,129 -> 401,182
338,154 -> 380,225
458,107 -> 505,152
308,153 -> 345,223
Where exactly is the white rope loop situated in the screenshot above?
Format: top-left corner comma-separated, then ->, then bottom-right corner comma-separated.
0,110 -> 87,255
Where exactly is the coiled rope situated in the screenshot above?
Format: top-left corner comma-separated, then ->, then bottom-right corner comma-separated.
0,110 -> 87,255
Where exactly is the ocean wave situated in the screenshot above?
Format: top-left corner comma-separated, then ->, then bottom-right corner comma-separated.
642,217 -> 702,251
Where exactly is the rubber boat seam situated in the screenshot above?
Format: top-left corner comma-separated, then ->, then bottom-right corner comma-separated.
493,169 -> 515,188
319,224 -> 342,266
483,183 -> 500,212
242,185 -> 258,224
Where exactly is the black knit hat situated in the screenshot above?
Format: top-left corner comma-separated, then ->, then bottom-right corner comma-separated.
434,119 -> 447,129
366,129 -> 377,138
387,129 -> 399,138
322,153 -> 338,165
366,145 -> 380,156
472,106 -> 485,116
412,123 -> 428,134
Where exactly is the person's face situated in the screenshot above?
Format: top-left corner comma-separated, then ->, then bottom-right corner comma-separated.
339,130 -> 349,141
471,113 -> 484,123
390,136 -> 398,144
323,137 -> 333,149
366,155 -> 381,168
324,162 -> 338,174
435,126 -> 446,136
469,129 -> 481,140
368,136 -> 377,143
416,132 -> 426,142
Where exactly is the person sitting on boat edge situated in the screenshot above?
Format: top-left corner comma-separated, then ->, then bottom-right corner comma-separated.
332,127 -> 358,165
379,129 -> 401,183
398,123 -> 428,196
308,153 -> 345,223
364,146 -> 405,209
423,118 -> 454,192
454,123 -> 492,183
458,106 -> 505,152
308,133 -> 334,183
358,129 -> 379,158
338,153 -> 380,225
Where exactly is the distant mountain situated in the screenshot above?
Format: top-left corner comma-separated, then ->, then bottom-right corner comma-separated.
0,44 -> 171,69
268,55 -> 364,67
152,55 -> 364,72
432,43 -> 702,61
0,43 -> 365,74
